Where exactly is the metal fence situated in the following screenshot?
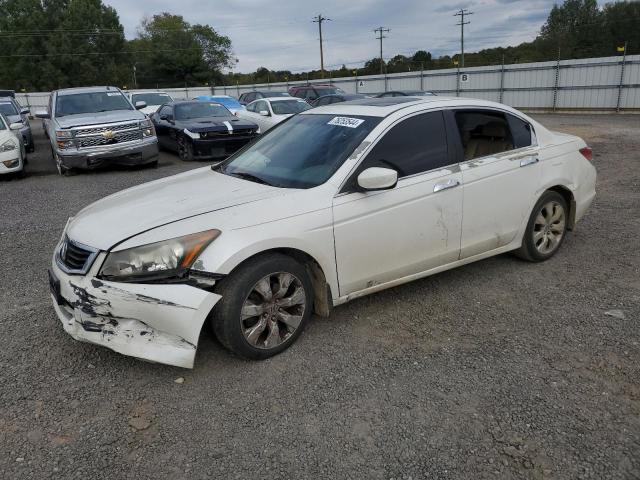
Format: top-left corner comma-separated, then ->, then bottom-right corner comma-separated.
16,54 -> 640,113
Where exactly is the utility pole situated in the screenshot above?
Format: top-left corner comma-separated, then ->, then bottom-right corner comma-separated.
374,26 -> 390,74
313,14 -> 331,78
454,9 -> 473,68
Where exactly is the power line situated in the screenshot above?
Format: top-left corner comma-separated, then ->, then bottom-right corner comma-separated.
374,26 -> 390,74
454,8 -> 473,68
312,14 -> 331,78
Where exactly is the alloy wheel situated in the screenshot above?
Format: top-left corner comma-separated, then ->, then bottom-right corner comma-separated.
240,272 -> 306,350
533,200 -> 565,255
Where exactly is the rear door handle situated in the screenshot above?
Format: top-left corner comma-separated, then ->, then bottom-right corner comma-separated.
433,179 -> 460,193
520,156 -> 539,167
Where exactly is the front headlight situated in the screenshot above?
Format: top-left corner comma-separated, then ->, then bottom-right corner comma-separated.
99,230 -> 220,282
183,128 -> 200,139
140,119 -> 155,137
0,139 -> 17,152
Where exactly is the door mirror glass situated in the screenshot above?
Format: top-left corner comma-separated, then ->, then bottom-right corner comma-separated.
259,110 -> 270,116
35,110 -> 50,119
135,101 -> 147,110
357,167 -> 398,191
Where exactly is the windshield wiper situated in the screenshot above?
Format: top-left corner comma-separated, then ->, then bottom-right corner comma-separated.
228,171 -> 275,186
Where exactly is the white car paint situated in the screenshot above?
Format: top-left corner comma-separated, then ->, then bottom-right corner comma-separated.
236,97 -> 311,133
49,97 -> 596,368
127,91 -> 174,116
0,114 -> 26,174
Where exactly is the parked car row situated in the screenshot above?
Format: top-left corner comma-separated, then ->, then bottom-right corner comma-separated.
3,84 -> 436,178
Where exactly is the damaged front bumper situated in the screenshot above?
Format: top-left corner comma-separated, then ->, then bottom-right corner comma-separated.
49,253 -> 221,368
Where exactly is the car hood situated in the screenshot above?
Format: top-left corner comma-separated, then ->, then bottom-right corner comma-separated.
140,105 -> 161,115
55,110 -> 146,129
66,167 -> 282,250
177,116 -> 257,133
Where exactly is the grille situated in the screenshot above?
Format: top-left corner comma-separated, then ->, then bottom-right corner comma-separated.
58,237 -> 97,273
75,122 -> 139,137
201,128 -> 255,138
76,130 -> 142,148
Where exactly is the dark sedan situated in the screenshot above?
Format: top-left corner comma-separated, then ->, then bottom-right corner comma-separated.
151,101 -> 259,161
311,94 -> 367,107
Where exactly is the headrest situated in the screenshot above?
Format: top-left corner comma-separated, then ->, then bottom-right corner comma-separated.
482,122 -> 506,138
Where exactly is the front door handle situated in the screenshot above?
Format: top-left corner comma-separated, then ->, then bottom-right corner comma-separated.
520,155 -> 539,167
433,179 -> 460,193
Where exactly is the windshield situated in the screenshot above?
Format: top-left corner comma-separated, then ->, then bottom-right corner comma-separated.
132,93 -> 172,105
271,100 -> 311,115
220,113 -> 381,189
0,102 -> 18,116
175,102 -> 231,120
56,91 -> 133,117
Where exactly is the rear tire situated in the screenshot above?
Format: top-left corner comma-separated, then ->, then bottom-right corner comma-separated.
211,254 -> 313,360
515,190 -> 568,262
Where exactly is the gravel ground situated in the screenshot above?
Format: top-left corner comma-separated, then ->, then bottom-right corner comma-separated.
0,115 -> 638,480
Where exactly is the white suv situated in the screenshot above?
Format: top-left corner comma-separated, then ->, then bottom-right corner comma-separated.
48,96 -> 596,368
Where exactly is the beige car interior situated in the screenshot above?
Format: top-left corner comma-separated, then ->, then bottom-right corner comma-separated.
460,120 -> 514,160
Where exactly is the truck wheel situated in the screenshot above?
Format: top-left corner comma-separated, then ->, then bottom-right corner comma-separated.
211,254 -> 313,360
53,151 -> 72,176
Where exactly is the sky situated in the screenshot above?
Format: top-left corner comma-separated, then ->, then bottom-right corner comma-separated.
103,0 -> 607,73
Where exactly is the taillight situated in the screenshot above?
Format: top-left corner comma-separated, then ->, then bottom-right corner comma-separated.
579,146 -> 593,161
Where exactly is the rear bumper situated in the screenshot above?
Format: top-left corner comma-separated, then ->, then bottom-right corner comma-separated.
57,137 -> 159,169
49,253 -> 221,368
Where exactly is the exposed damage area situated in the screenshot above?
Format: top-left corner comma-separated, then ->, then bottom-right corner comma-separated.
50,258 -> 221,368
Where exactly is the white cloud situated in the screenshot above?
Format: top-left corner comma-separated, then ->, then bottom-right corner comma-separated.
104,0 -> 611,72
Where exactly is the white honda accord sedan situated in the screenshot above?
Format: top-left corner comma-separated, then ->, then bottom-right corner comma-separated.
49,97 -> 596,368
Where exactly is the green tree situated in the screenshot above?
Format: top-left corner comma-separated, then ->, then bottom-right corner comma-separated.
132,13 -> 233,88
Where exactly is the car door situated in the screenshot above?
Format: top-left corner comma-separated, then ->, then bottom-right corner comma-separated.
152,105 -> 171,149
332,110 -> 463,296
450,109 -> 541,258
249,100 -> 268,132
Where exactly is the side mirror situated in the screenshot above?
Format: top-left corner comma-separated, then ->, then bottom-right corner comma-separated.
135,101 -> 147,110
159,115 -> 168,121
9,122 -> 23,131
357,167 -> 398,191
20,108 -> 30,115
259,110 -> 270,117
35,110 -> 50,119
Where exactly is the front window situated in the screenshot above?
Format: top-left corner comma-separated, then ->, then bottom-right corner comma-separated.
55,91 -> 133,117
219,113 -> 381,189
132,93 -> 172,106
271,100 -> 311,115
0,102 -> 18,116
175,102 -> 231,120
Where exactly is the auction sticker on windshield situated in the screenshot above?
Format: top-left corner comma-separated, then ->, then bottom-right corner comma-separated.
328,117 -> 365,128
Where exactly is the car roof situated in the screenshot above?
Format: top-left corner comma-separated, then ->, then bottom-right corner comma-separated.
55,86 -> 122,96
261,96 -> 305,102
302,96 -> 518,118
0,97 -> 16,102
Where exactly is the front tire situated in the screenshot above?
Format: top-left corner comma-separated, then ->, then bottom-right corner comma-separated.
178,137 -> 194,162
211,254 -> 313,360
516,191 -> 568,262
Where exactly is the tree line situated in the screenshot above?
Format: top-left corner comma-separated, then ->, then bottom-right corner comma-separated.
0,0 -> 638,92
